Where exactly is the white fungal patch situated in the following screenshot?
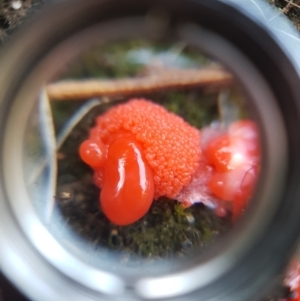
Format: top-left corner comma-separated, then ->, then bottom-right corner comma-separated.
11,1 -> 22,10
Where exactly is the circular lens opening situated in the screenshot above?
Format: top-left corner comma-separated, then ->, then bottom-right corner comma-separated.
1,11 -> 289,299
22,24 -> 262,269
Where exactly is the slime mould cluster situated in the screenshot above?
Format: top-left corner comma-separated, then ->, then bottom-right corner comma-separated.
52,40 -> 245,261
79,99 -> 260,225
55,93 -> 232,260
79,99 -> 201,225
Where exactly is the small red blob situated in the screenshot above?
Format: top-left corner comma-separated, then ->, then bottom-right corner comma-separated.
204,120 -> 260,219
229,120 -> 260,158
101,135 -> 154,225
208,169 -> 244,201
205,135 -> 232,172
79,139 -> 106,168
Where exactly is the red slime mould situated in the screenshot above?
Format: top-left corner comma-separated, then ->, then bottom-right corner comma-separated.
177,119 -> 260,220
79,98 -> 261,225
80,99 -> 201,225
205,120 -> 260,219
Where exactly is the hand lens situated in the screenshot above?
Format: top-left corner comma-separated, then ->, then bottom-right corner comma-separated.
1,1 -> 300,301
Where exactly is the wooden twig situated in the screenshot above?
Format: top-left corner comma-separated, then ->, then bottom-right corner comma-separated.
282,0 -> 300,9
282,0 -> 295,14
46,67 -> 233,100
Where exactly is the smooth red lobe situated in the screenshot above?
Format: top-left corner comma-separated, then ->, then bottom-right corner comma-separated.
100,136 -> 154,225
229,120 -> 260,159
205,135 -> 232,172
209,168 -> 246,201
79,139 -> 105,168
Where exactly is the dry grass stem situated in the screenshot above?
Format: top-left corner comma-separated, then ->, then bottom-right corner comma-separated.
282,0 -> 300,9
282,0 -> 295,14
46,67 -> 233,100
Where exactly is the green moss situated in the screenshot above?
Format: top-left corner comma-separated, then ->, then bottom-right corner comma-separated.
57,185 -> 231,260
163,91 -> 218,128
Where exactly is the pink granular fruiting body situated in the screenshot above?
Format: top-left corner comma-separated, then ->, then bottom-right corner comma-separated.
90,99 -> 201,199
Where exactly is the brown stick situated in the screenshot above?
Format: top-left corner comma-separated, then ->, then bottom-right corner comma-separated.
282,0 -> 300,9
46,67 -> 233,100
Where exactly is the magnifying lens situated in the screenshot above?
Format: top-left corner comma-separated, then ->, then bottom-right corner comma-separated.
0,1 -> 300,301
